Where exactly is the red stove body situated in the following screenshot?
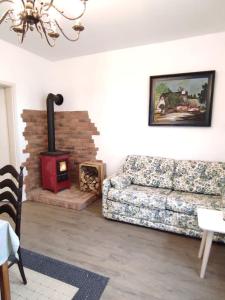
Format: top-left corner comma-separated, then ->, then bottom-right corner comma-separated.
40,152 -> 71,193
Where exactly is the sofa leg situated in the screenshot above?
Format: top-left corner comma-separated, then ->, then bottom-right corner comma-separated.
198,230 -> 207,259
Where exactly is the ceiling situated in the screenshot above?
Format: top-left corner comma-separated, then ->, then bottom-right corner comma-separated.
0,0 -> 225,61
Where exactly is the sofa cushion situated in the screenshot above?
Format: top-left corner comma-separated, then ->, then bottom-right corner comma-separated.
107,184 -> 171,210
166,190 -> 222,215
106,200 -> 165,223
173,160 -> 225,195
165,210 -> 198,231
123,155 -> 175,189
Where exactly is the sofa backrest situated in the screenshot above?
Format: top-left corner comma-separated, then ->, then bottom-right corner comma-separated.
173,160 -> 225,195
123,155 -> 174,189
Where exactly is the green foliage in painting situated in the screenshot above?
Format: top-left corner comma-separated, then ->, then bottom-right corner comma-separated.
154,83 -> 171,109
167,93 -> 181,108
156,83 -> 171,95
198,83 -> 208,104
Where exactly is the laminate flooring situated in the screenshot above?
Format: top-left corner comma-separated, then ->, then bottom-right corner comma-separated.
19,200 -> 225,300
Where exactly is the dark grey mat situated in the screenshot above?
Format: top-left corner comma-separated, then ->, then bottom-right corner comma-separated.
20,248 -> 109,300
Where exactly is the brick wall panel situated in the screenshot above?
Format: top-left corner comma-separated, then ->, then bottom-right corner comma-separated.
22,110 -> 99,194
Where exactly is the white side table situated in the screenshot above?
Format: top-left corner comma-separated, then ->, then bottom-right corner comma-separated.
197,208 -> 225,278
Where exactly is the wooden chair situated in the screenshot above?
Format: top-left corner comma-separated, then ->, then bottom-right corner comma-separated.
0,165 -> 27,285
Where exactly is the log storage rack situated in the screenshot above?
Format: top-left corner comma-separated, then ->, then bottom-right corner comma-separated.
79,161 -> 106,195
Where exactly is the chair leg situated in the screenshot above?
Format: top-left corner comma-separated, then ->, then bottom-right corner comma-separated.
0,262 -> 11,300
17,248 -> 27,285
200,231 -> 214,279
198,230 -> 207,259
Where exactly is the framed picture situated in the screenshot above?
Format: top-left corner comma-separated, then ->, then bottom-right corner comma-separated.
148,71 -> 215,126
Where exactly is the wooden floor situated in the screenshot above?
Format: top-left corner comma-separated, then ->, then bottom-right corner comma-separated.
20,200 -> 225,300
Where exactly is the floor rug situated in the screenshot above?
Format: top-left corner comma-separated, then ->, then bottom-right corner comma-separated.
10,249 -> 109,300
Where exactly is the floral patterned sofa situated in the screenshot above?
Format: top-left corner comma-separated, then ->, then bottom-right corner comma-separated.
102,155 -> 225,242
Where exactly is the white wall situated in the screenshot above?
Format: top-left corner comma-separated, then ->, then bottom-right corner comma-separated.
0,39 -> 53,167
52,31 -> 225,175
0,88 -> 10,166
2,32 -> 225,176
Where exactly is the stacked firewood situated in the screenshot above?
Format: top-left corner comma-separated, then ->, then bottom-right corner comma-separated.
80,166 -> 100,194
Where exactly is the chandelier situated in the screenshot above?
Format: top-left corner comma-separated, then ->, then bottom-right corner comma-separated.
0,0 -> 88,47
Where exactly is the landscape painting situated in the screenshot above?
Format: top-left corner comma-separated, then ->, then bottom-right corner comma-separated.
148,71 -> 215,126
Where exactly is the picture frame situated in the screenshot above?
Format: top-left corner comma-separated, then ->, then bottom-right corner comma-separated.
148,71 -> 215,126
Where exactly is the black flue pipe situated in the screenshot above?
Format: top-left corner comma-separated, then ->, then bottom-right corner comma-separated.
46,93 -> 64,153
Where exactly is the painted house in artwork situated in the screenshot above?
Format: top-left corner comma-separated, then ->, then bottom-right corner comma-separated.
156,89 -> 202,115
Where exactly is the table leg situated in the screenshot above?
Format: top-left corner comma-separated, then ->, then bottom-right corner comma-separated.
198,230 -> 207,259
0,262 -> 11,300
200,231 -> 214,279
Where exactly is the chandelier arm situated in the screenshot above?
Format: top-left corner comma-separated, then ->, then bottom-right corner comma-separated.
51,2 -> 86,21
20,0 -> 25,7
55,20 -> 80,42
35,23 -> 42,38
0,0 -> 13,4
0,9 -> 12,25
45,0 -> 54,11
20,21 -> 27,44
40,19 -> 55,47
10,19 -> 22,29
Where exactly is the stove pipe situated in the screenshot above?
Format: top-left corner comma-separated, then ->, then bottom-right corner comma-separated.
46,93 -> 63,153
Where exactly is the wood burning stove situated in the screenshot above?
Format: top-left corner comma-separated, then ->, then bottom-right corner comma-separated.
57,160 -> 69,181
40,93 -> 71,193
40,153 -> 70,193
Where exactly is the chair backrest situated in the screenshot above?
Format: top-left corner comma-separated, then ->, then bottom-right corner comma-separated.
0,165 -> 24,239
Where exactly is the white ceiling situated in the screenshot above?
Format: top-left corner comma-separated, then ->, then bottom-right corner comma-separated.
0,0 -> 225,61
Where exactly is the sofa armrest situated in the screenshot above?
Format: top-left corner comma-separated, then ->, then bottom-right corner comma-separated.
221,186 -> 225,208
221,186 -> 225,195
110,174 -> 132,190
102,177 -> 112,198
102,177 -> 113,216
220,187 -> 225,221
102,171 -> 124,201
102,173 -> 132,217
